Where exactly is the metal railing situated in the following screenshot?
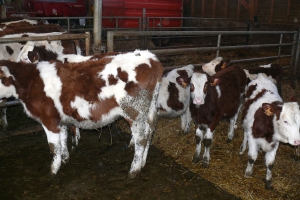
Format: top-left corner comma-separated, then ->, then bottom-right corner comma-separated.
107,30 -> 299,81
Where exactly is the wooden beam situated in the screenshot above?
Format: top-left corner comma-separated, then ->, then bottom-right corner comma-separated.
213,0 -> 216,18
191,0 -> 194,16
237,0 -> 241,19
286,0 -> 291,23
225,0 -> 228,18
270,0 -> 274,23
202,0 -> 205,18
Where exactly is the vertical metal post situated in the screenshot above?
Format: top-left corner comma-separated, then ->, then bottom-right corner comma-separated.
277,34 -> 283,64
292,26 -> 300,86
216,34 -> 221,57
107,31 -> 114,52
93,0 -> 102,54
1,5 -> 6,18
85,32 -> 90,56
142,8 -> 147,49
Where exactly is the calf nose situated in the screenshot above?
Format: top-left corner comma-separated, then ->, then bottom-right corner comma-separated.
193,98 -> 203,105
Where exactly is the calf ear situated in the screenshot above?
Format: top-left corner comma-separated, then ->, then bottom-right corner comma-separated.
221,60 -> 231,69
176,77 -> 188,88
210,78 -> 222,86
262,103 -> 275,116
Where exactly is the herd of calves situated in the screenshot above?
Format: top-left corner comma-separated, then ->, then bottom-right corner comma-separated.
0,50 -> 300,190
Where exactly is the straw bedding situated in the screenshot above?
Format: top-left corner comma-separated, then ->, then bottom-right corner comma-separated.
116,50 -> 300,199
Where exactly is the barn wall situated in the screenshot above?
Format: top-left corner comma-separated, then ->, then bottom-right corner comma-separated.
184,0 -> 300,26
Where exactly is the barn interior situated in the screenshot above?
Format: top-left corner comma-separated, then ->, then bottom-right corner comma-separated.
1,0 -> 300,199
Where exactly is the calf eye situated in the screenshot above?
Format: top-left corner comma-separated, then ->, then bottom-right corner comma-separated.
284,121 -> 288,124
190,83 -> 194,92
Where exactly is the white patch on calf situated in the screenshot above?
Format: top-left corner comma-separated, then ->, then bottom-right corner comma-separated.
2,19 -> 38,26
37,62 -> 64,116
70,96 -> 93,119
216,85 -> 221,98
57,54 -> 92,63
17,41 -> 35,63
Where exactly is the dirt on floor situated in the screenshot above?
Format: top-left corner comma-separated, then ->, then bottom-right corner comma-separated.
0,110 -> 240,200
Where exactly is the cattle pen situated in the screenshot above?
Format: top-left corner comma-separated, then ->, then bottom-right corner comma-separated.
1,14 -> 300,200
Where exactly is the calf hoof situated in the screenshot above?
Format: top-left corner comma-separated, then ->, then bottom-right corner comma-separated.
226,138 -> 232,143
244,172 -> 252,178
265,179 -> 274,190
128,169 -> 140,179
202,161 -> 209,168
192,156 -> 201,163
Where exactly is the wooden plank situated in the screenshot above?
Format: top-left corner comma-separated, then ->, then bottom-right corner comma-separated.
202,0 -> 205,17
225,0 -> 228,18
213,0 -> 216,18
270,0 -> 274,23
287,0 -> 291,23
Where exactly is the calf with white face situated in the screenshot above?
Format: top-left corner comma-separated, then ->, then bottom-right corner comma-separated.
201,57 -> 231,76
190,66 -> 247,167
241,74 -> 300,189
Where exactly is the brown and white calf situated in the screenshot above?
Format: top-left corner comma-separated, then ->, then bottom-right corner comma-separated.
190,66 -> 247,167
201,57 -> 231,76
156,64 -> 194,134
240,73 -> 300,189
0,50 -> 163,178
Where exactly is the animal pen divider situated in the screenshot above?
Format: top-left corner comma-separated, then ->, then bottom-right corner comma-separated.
107,29 -> 300,81
0,32 -> 91,139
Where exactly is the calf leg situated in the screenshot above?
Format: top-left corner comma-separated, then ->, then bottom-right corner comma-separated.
128,120 -> 149,179
227,104 -> 242,142
264,142 -> 279,190
245,137 -> 258,178
239,131 -> 248,155
43,125 -> 62,175
0,107 -> 7,130
192,126 -> 204,163
60,125 -> 69,164
202,128 -> 214,168
70,125 -> 81,151
180,107 -> 192,134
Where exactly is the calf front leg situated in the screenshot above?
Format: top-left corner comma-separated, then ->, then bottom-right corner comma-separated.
202,128 -> 214,168
180,107 -> 192,134
264,142 -> 279,190
60,125 -> 69,164
192,126 -> 204,163
43,125 -> 62,175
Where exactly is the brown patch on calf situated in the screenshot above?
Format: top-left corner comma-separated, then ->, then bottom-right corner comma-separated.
0,60 -> 61,133
166,82 -> 184,111
5,46 -> 13,55
57,57 -> 114,121
252,102 -> 282,143
117,67 -> 128,82
135,59 -> 163,91
108,74 -> 118,85
242,89 -> 266,120
90,97 -> 119,121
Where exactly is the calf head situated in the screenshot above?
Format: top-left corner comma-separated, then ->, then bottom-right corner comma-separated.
202,57 -> 231,76
175,64 -> 194,88
190,70 -> 208,107
263,102 -> 300,145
